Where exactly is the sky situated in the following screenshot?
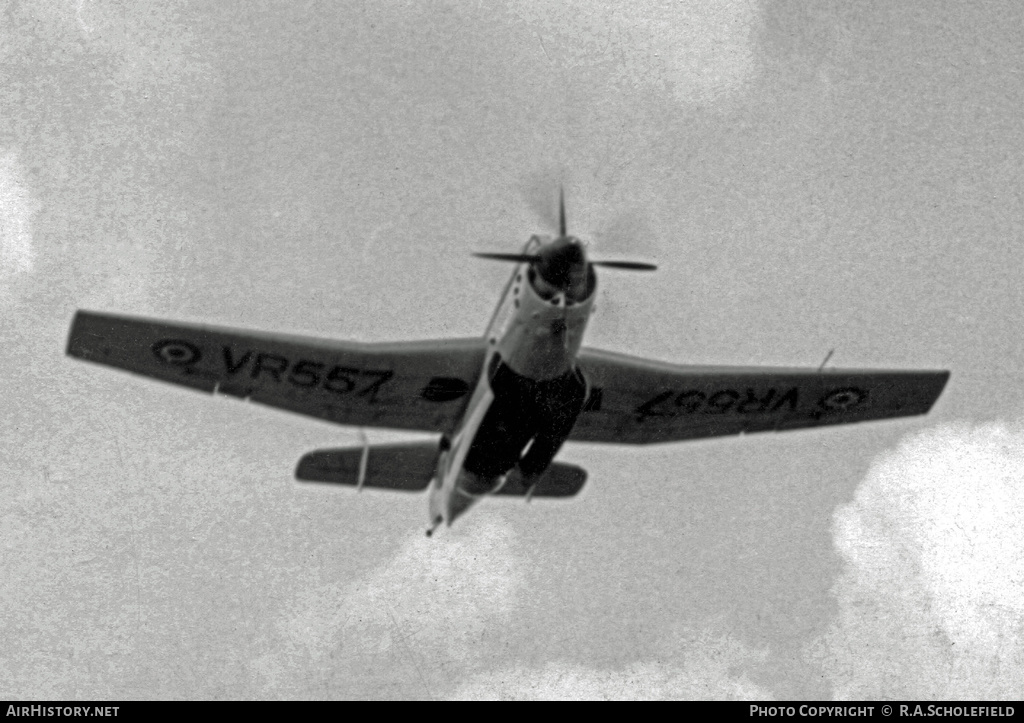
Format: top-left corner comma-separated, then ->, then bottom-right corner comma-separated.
1,0 -> 1022,700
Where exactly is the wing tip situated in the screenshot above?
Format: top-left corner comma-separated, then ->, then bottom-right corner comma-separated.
923,368 -> 952,412
65,309 -> 90,359
66,309 -> 113,360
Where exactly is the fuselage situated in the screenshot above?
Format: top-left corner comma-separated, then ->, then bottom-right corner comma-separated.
428,235 -> 596,528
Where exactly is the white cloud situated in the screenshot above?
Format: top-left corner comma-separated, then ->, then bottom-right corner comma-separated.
812,422 -> 1024,699
311,514 -> 521,655
260,510 -> 776,700
0,149 -> 39,279
513,0 -> 762,105
260,513 -> 525,696
452,630 -> 774,700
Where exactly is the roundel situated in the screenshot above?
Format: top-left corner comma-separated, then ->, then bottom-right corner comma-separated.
820,387 -> 867,411
152,339 -> 202,366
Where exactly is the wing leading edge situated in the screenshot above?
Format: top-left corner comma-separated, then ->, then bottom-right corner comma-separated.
570,347 -> 949,445
67,310 -> 487,434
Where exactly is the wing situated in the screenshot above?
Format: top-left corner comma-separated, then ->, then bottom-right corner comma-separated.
67,310 -> 486,434
570,347 -> 950,444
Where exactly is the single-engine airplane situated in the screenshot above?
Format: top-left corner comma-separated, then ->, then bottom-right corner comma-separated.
67,194 -> 949,535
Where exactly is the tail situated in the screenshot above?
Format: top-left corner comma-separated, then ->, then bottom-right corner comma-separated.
296,441 -> 440,491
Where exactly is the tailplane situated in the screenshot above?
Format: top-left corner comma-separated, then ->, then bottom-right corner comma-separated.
497,463 -> 587,498
296,441 -> 439,491
296,443 -> 586,499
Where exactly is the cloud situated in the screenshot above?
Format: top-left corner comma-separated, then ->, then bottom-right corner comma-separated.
811,422 -> 1024,699
300,513 -> 522,659
451,629 -> 774,700
513,0 -> 762,105
0,149 -> 39,280
258,508 -> 777,700
259,513 -> 525,697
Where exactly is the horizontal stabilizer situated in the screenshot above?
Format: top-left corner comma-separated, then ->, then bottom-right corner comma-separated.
496,463 -> 587,498
296,442 -> 438,491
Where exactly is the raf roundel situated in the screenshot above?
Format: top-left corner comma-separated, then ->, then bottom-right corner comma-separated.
152,339 -> 202,366
820,387 -> 867,411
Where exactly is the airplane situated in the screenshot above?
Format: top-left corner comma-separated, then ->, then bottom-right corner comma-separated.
66,194 -> 949,536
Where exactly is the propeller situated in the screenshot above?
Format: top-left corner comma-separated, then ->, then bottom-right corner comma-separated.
590,260 -> 657,271
475,187 -> 658,284
520,167 -> 565,233
471,253 -> 656,271
558,186 -> 567,238
472,252 -> 542,264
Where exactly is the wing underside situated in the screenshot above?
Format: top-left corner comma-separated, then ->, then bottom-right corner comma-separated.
67,311 -> 487,435
570,347 -> 950,444
68,313 -> 950,445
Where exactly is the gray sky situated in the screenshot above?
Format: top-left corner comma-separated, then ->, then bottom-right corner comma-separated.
2,0 -> 1022,700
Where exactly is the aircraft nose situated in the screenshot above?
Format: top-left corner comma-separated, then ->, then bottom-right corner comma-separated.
537,237 -> 587,289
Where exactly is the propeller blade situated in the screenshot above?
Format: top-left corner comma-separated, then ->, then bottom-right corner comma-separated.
473,252 -> 542,264
591,260 -> 658,271
519,168 -> 565,234
558,186 -> 567,237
